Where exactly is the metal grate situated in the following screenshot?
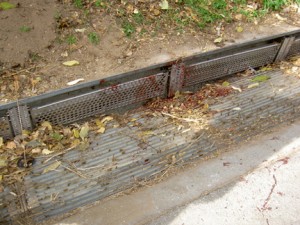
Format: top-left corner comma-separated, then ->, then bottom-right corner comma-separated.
31,73 -> 168,125
287,38 -> 300,58
183,44 -> 280,87
0,116 -> 13,140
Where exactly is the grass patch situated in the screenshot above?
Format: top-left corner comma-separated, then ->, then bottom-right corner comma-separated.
122,21 -> 136,37
19,26 -> 31,32
66,35 -> 77,45
73,0 -> 83,9
88,32 -> 100,45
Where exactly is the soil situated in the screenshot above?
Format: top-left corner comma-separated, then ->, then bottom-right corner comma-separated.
0,0 -> 300,104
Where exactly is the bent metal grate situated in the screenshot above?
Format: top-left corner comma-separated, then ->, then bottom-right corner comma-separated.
30,73 -> 168,125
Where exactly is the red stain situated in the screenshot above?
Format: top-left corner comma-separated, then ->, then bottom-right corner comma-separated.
110,84 -> 119,91
277,157 -> 289,165
99,79 -> 105,85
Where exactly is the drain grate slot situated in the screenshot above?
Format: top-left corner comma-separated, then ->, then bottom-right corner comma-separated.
31,73 -> 168,125
183,44 -> 280,87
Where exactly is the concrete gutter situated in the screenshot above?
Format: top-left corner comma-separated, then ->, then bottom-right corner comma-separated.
50,119 -> 300,225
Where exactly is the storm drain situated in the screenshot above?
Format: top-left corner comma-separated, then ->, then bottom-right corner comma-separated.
1,30 -> 300,224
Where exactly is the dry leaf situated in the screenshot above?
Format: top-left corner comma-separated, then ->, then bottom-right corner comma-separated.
214,37 -> 223,43
32,148 -> 42,154
6,141 -> 16,150
62,60 -> 80,67
41,121 -> 52,131
67,78 -> 84,86
232,107 -> 241,111
79,123 -> 89,140
231,86 -> 242,92
293,58 -> 300,67
42,161 -> 61,174
73,129 -> 80,138
159,0 -> 169,10
248,83 -> 259,89
101,116 -> 114,123
236,26 -> 243,33
0,137 -> 3,148
0,158 -> 7,167
97,127 -> 106,134
42,149 -> 54,155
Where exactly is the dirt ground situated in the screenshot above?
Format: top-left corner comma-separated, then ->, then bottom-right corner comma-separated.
0,0 -> 300,104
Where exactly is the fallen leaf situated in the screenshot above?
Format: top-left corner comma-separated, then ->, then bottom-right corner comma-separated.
174,91 -> 181,99
6,141 -> 16,150
101,116 -> 114,123
248,83 -> 260,89
222,81 -> 230,87
231,86 -> 242,92
41,121 -> 52,131
73,129 -> 80,138
42,149 -> 54,155
62,60 -> 80,67
293,58 -> 300,67
0,137 -> 3,148
67,78 -> 84,86
71,139 -> 81,147
133,8 -> 139,14
75,28 -> 86,33
32,148 -> 42,154
0,2 -> 15,10
236,26 -> 243,32
235,14 -> 243,21
159,0 -> 169,10
80,123 -> 89,140
97,127 -> 106,134
275,13 -> 287,21
0,158 -> 7,167
214,37 -> 223,43
251,75 -> 271,82
232,107 -> 241,111
51,132 -> 64,141
0,175 -> 2,182
42,161 -> 61,174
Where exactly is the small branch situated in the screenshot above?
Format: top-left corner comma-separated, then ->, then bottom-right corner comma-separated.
43,146 -> 76,164
161,112 -> 204,123
262,174 -> 277,211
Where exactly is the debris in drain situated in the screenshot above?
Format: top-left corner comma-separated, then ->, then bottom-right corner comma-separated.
17,155 -> 35,168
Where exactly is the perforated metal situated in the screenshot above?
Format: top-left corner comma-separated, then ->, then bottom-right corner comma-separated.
31,73 -> 168,125
183,44 -> 280,87
287,38 -> 300,58
0,116 -> 13,140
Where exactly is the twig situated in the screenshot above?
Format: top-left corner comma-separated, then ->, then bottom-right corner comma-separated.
60,164 -> 89,179
43,146 -> 76,163
161,112 -> 204,123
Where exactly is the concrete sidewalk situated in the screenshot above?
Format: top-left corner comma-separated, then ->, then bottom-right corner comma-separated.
50,120 -> 300,225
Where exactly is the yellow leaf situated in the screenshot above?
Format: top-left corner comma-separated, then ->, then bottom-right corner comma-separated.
95,119 -> 105,128
236,26 -> 243,33
214,37 -> 222,43
62,60 -> 80,67
73,129 -> 80,138
101,116 -> 114,123
41,121 -> 52,131
97,127 -> 106,134
79,123 -> 89,140
203,103 -> 209,111
222,81 -> 230,87
42,149 -> 54,155
42,161 -> 61,174
71,139 -> 81,148
0,175 -> 2,182
0,137 -> 3,148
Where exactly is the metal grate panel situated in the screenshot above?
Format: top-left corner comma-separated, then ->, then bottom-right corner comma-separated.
287,38 -> 300,58
31,73 -> 168,125
183,44 -> 280,87
0,116 -> 13,140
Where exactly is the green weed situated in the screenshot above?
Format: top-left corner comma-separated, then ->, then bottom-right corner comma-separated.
122,22 -> 135,37
19,26 -> 31,32
133,12 -> 144,25
88,32 -> 100,44
66,35 -> 77,45
263,0 -> 287,10
73,0 -> 83,8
